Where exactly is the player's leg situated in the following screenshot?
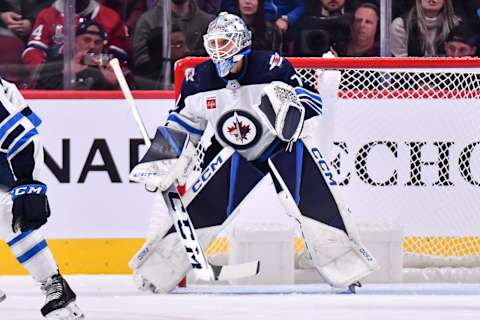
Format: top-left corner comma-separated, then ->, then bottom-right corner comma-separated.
0,191 -> 83,319
130,144 -> 266,293
268,139 -> 378,288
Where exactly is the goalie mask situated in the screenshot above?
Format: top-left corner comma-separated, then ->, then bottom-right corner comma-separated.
203,12 -> 252,78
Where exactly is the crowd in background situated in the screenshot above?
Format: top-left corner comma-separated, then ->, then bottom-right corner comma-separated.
0,0 -> 478,90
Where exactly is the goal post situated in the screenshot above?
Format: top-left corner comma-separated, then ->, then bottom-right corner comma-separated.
174,57 -> 480,283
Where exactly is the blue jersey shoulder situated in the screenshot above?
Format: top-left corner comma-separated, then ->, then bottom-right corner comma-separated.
241,51 -> 297,86
179,51 -> 298,99
179,60 -> 225,99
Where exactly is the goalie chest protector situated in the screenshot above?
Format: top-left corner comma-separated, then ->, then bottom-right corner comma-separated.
175,51 -> 301,161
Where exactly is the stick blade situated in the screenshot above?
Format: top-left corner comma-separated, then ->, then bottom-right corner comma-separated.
211,260 -> 260,281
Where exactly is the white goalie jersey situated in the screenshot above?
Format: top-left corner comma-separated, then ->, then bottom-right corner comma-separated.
166,51 -> 323,160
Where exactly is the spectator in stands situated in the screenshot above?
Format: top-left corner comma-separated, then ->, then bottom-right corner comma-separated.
337,2 -> 379,57
263,0 -> 304,33
133,0 -> 213,72
0,34 -> 28,86
221,0 -> 306,54
98,0 -> 147,35
390,0 -> 460,57
223,0 -> 304,33
170,24 -> 190,59
452,1 -> 480,29
444,23 -> 477,57
146,0 -> 158,9
0,1 -> 53,86
0,0 -> 54,43
134,26 -> 163,89
22,0 -> 129,73
135,24 -> 190,89
234,0 -> 282,51
392,0 -> 414,18
197,0 -> 222,15
146,0 -> 224,13
453,0 -> 480,52
98,0 -> 147,66
294,0 -> 355,56
35,20 -> 125,90
318,0 -> 347,15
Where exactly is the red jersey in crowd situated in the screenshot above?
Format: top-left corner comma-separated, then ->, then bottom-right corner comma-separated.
22,0 -> 128,67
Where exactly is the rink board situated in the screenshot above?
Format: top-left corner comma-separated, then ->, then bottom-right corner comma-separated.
0,90 -> 479,274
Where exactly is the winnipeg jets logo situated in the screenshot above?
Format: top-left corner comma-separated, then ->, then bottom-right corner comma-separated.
217,110 -> 262,150
227,114 -> 251,143
269,52 -> 283,71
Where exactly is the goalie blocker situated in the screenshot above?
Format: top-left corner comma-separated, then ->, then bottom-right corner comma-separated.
130,126 -> 377,291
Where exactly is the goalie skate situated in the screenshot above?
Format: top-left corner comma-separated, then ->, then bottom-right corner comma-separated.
41,274 -> 84,319
0,288 -> 5,302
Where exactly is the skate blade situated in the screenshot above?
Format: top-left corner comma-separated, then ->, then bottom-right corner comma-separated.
0,292 -> 6,303
45,302 -> 85,319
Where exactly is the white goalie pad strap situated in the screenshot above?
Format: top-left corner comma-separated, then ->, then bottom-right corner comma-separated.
299,216 -> 378,288
129,127 -> 197,191
129,226 -> 221,293
254,81 -> 305,143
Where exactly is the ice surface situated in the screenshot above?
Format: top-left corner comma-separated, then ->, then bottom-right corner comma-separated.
0,275 -> 479,320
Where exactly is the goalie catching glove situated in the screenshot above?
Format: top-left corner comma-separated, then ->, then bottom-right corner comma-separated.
130,126 -> 196,191
254,81 -> 305,145
9,180 -> 51,233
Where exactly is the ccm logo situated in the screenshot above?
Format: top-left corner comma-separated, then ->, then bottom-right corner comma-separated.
136,247 -> 150,262
311,147 -> 337,186
192,155 -> 224,193
10,185 -> 47,198
359,247 -> 374,262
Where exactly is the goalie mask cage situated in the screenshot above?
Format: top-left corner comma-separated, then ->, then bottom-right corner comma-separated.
174,57 -> 480,283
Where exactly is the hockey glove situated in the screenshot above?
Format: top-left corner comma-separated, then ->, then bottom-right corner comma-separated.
130,126 -> 196,192
10,180 -> 51,233
254,81 -> 305,144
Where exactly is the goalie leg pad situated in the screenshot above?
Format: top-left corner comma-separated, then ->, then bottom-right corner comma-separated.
268,141 -> 378,287
131,148 -> 265,290
131,226 -> 221,293
296,215 -> 378,288
128,192 -> 173,271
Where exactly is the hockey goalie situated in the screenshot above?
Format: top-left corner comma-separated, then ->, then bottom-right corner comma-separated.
129,12 -> 379,293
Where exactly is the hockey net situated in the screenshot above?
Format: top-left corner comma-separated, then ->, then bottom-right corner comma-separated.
174,57 -> 480,282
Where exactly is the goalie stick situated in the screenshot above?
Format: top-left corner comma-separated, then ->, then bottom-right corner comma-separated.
109,58 -> 260,282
